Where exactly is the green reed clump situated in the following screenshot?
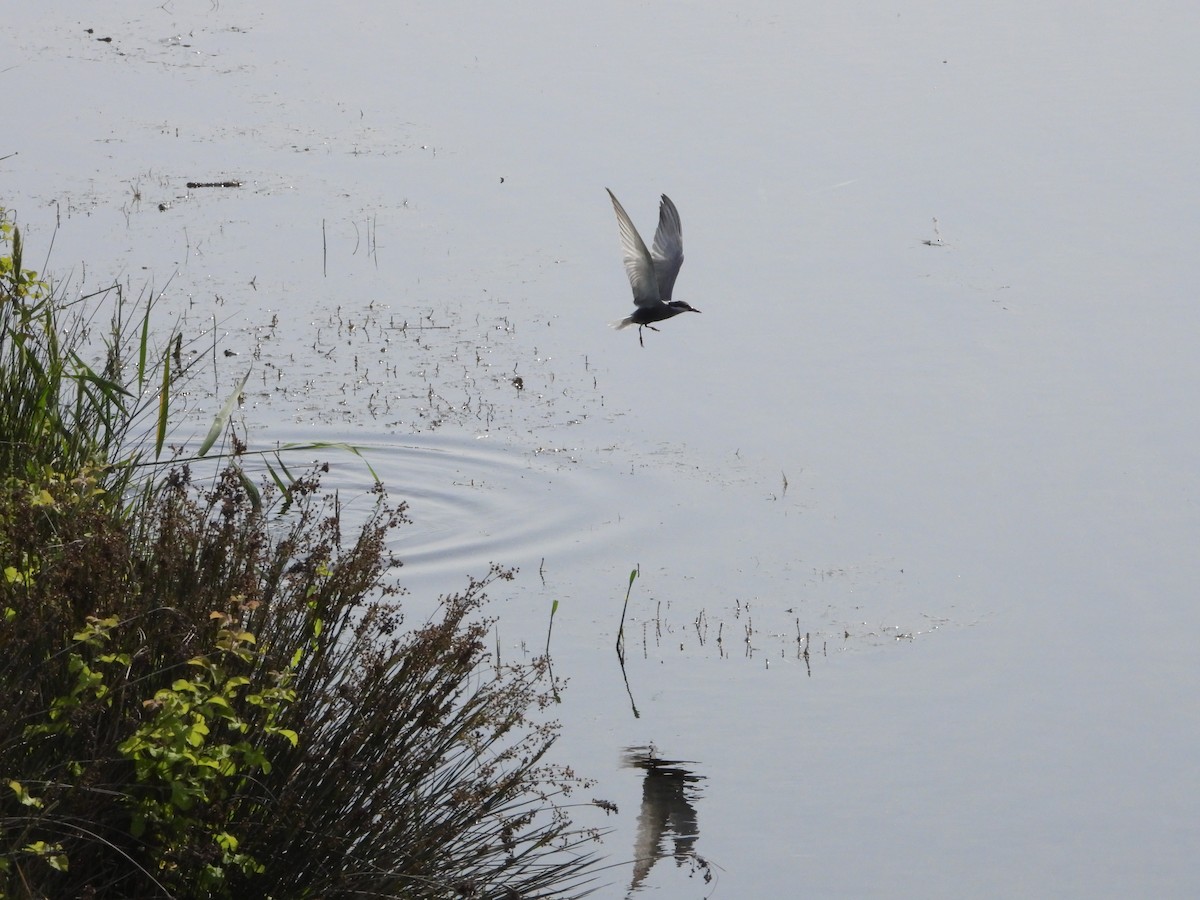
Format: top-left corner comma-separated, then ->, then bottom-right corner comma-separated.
0,215 -> 170,501
0,211 -> 599,897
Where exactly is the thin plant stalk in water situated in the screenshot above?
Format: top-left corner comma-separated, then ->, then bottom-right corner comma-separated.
544,599 -> 562,704
616,566 -> 639,664
545,599 -> 559,657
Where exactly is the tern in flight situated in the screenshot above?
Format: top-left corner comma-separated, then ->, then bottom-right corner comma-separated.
606,188 -> 700,347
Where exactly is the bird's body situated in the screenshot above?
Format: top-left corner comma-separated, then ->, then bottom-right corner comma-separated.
606,189 -> 700,346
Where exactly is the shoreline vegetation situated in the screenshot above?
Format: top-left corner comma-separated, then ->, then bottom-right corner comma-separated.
0,210 -> 601,898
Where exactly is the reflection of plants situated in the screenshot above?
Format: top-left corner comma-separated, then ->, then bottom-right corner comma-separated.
1,212 -> 599,898
614,567 -> 641,717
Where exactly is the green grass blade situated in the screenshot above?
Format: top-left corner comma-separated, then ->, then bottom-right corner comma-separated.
263,456 -> 290,494
236,466 -> 263,512
198,367 -> 251,457
155,346 -> 170,459
137,304 -> 151,390
263,457 -> 295,513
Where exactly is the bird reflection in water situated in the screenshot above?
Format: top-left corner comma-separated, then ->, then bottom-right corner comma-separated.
622,745 -> 709,893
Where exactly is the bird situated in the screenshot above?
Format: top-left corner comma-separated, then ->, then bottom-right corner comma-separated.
606,188 -> 700,347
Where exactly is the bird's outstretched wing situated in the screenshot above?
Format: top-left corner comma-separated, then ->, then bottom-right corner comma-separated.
607,188 -> 660,308
651,194 -> 684,301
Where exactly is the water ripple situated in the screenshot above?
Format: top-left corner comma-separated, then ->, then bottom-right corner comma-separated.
264,429 -> 645,595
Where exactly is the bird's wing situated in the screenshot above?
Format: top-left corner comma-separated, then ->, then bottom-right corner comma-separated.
607,189 -> 660,308
650,194 -> 684,301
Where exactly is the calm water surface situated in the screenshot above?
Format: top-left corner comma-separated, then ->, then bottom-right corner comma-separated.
4,2 -> 1200,896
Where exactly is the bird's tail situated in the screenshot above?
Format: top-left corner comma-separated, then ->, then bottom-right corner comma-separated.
611,316 -> 634,330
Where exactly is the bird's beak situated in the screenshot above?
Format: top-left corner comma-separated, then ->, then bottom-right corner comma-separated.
691,308 -> 702,313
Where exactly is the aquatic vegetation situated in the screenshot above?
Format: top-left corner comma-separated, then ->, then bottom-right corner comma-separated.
0,212 -> 599,898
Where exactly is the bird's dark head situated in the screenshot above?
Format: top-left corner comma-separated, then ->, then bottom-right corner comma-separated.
668,300 -> 701,315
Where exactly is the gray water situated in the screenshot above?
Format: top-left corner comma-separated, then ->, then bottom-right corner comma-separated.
5,2 -> 1200,896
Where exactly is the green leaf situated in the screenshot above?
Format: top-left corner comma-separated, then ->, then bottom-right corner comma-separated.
8,780 -> 44,808
23,841 -> 68,872
215,831 -> 239,853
